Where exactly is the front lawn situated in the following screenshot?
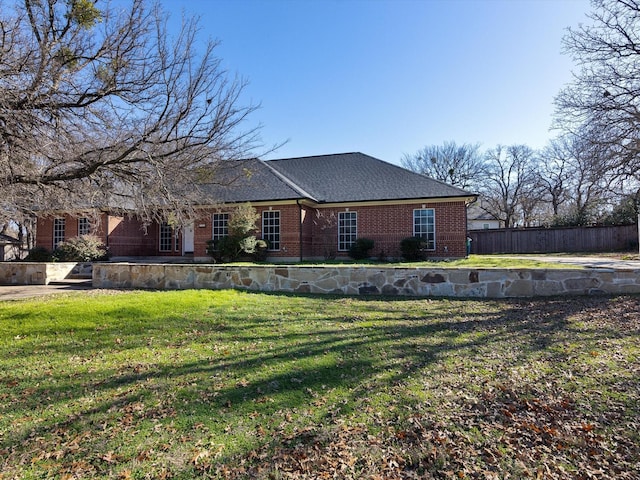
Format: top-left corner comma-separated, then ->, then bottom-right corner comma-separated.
1,290 -> 638,479
238,254 -> 581,269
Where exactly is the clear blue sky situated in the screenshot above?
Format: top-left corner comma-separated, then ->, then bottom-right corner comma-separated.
164,0 -> 591,164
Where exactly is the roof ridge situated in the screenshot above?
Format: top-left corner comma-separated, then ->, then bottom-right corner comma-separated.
261,159 -> 319,202
361,153 -> 475,195
266,152 -> 360,163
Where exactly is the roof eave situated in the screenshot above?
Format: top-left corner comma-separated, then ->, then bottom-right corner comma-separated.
308,194 -> 477,208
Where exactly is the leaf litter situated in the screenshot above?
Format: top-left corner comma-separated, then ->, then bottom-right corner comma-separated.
0,292 -> 639,479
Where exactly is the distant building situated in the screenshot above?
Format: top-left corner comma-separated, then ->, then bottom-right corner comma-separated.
0,233 -> 22,261
467,202 -> 502,230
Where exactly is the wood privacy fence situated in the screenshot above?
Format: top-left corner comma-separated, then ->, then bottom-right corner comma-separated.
469,224 -> 639,254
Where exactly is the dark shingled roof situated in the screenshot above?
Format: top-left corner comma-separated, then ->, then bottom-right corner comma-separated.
267,152 -> 473,202
199,158 -> 308,203
199,153 -> 474,204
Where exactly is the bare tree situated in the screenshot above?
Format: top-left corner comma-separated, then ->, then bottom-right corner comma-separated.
539,132 -> 612,226
479,145 -> 540,228
555,0 -> 640,177
401,141 -> 484,190
0,0 -> 261,225
538,138 -> 573,219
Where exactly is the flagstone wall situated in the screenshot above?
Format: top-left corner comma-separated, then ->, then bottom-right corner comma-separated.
0,262 -> 92,285
91,263 -> 640,298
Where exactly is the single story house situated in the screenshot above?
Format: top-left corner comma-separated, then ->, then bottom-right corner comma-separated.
467,202 -> 502,230
35,153 -> 477,261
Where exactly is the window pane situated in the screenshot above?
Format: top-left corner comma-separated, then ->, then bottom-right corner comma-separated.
78,217 -> 90,236
338,212 -> 357,251
53,218 -> 65,249
262,211 -> 280,250
159,223 -> 173,252
413,209 -> 435,250
212,213 -> 229,240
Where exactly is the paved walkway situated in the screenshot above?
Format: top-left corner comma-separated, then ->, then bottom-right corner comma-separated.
0,280 -> 93,301
496,255 -> 640,270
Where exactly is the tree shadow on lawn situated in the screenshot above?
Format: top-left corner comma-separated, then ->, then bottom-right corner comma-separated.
4,293 -> 638,411
1,292 -> 639,476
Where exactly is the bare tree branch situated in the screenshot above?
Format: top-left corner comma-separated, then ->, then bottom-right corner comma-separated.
401,141 -> 485,190
555,0 -> 640,177
478,145 -> 540,228
0,0 -> 263,225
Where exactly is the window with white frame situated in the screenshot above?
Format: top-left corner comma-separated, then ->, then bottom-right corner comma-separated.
159,223 -> 177,252
338,211 -> 357,251
212,213 -> 229,240
53,218 -> 65,249
262,210 -> 280,250
78,217 -> 91,236
413,209 -> 435,250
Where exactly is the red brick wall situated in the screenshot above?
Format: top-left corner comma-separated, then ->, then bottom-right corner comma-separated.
36,213 -> 158,257
308,201 -> 468,259
36,214 -> 105,251
107,216 -> 158,257
192,205 -> 304,259
193,217 -> 211,258
254,205 -> 302,259
36,200 -> 468,259
192,201 -> 468,260
35,217 -> 54,250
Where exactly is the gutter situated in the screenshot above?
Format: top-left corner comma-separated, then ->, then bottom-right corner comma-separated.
297,199 -> 303,262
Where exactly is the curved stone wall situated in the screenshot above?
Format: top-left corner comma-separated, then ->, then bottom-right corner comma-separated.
92,263 -> 640,298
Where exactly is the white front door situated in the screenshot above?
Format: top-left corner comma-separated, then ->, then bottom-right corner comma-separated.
183,223 -> 194,254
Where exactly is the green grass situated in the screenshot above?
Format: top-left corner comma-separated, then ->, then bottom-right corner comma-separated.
245,254 -> 581,269
1,290 -> 638,479
408,254 -> 575,268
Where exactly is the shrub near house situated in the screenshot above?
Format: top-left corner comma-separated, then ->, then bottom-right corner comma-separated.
25,235 -> 109,262
348,238 -> 375,260
400,236 -> 430,261
206,204 -> 269,263
53,235 -> 109,262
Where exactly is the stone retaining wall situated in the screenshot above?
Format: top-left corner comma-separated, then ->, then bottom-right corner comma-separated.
0,262 -> 92,285
92,263 -> 640,298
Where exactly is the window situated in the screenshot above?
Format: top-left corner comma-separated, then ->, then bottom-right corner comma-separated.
53,218 -> 65,249
413,209 -> 435,250
159,223 -> 178,252
338,211 -> 357,251
212,213 -> 229,240
78,217 -> 90,236
262,210 -> 280,250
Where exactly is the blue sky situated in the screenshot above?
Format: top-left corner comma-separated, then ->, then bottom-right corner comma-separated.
164,0 -> 591,164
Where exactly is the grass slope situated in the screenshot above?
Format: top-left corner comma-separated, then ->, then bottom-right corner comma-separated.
275,255 -> 580,269
1,290 -> 638,479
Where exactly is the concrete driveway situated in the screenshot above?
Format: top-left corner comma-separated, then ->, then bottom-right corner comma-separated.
0,280 -> 93,301
496,255 -> 640,269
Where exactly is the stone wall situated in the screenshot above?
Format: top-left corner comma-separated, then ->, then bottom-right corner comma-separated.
0,262 -> 92,285
92,263 -> 640,298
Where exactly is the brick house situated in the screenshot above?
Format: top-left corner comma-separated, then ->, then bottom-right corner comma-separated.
35,153 -> 476,261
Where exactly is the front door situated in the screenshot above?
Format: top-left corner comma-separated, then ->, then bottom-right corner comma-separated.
182,223 -> 194,254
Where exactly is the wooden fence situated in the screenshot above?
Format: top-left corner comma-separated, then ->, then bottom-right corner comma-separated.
469,224 -> 639,254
